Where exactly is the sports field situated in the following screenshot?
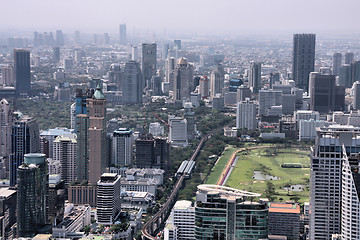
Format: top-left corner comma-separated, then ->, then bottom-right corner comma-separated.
207,144 -> 311,203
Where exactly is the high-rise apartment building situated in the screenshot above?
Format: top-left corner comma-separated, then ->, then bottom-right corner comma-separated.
119,24 -> 126,45
76,113 -> 89,181
249,61 -> 261,94
0,99 -> 12,158
141,43 -> 157,86
199,75 -> 209,99
122,60 -> 143,104
53,134 -> 77,184
88,85 -> 107,184
195,185 -> 267,239
168,200 -> 195,240
17,153 -> 48,237
210,63 -> 225,98
236,99 -> 257,130
332,53 -> 342,76
345,52 -> 354,64
112,128 -> 133,167
14,49 -> 31,97
10,115 -> 40,186
310,126 -> 360,239
353,81 -> 360,110
97,173 -> 121,225
184,102 -> 195,141
1,65 -> 15,86
292,33 -> 316,92
169,115 -> 188,147
166,57 -> 176,91
173,58 -> 194,101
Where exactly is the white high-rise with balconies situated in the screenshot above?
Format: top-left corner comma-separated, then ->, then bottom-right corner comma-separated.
236,99 -> 257,130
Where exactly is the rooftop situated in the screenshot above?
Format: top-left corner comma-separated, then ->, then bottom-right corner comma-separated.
173,200 -> 193,210
269,203 -> 300,214
197,184 -> 261,198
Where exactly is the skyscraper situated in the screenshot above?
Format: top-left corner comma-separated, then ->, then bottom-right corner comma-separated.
236,99 -> 257,130
141,43 -> 157,87
0,99 -> 12,158
210,63 -> 225,98
53,134 -> 77,184
309,74 -> 345,113
345,52 -> 354,65
350,61 -> 360,84
55,30 -> 64,47
74,30 -> 81,44
310,126 -> 360,239
332,53 -> 342,76
97,173 -> 121,225
195,185 -> 267,239
173,58 -> 194,101
112,128 -> 133,167
14,49 -> 31,97
199,75 -> 209,99
119,24 -> 126,45
87,85 -> 107,184
184,102 -> 195,141
10,115 -> 40,186
53,47 -> 60,62
122,60 -> 143,104
17,153 -> 48,237
166,57 -> 176,91
339,64 -> 351,87
292,33 -> 316,92
1,65 -> 15,86
76,113 -> 89,181
353,81 -> 360,110
248,61 -> 261,94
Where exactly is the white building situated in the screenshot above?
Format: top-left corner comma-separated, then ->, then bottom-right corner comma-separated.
121,178 -> 158,196
53,134 -> 77,184
0,99 -> 12,158
40,128 -> 74,159
47,158 -> 61,175
97,173 -> 121,225
169,200 -> 195,240
236,99 -> 257,130
169,115 -> 188,147
112,128 -> 133,167
294,110 -> 320,127
299,119 -> 332,141
310,125 -> 360,239
149,122 -> 164,136
70,102 -> 76,130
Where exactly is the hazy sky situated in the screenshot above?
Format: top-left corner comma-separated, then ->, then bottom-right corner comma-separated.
1,0 -> 360,35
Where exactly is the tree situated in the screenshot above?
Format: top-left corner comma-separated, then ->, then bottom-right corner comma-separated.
83,225 -> 91,235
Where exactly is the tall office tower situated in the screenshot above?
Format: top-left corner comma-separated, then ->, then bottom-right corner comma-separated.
53,47 -> 60,62
53,134 -> 77,184
173,58 -> 194,101
168,115 -> 188,147
70,103 -> 76,129
131,46 -> 138,61
345,52 -> 354,64
87,85 -> 107,184
33,31 -> 39,46
269,72 -> 280,88
341,152 -> 360,239
154,137 -> 171,172
195,185 -> 267,239
166,57 -> 176,91
236,86 -> 251,102
268,203 -> 301,239
236,99 -> 257,130
0,188 -> 17,239
0,99 -> 12,158
135,134 -> 155,168
174,40 -> 182,50
162,43 -> 170,60
167,200 -> 195,240
56,30 -> 64,47
17,153 -> 48,237
74,30 -> 81,44
74,88 -> 91,132
122,60 -> 143,104
350,61 -> 360,84
309,74 -> 345,113
339,64 -> 351,87
1,65 -> 15,86
258,90 -> 282,116
108,63 -> 122,87
151,76 -> 162,95
103,33 -> 110,45
142,43 -> 157,87
9,115 -> 40,186
210,63 -> 225,98
310,126 -> 360,239
119,24 -> 126,45
332,53 -> 342,76
112,128 -> 133,167
292,33 -> 316,92
353,81 -> 360,110
248,61 -> 261,94
199,75 -> 209,99
97,173 -> 121,225
76,114 -> 89,181
14,49 -> 31,97
184,102 -> 195,141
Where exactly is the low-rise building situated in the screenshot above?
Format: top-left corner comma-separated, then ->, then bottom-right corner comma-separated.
121,178 -> 158,196
125,168 -> 164,185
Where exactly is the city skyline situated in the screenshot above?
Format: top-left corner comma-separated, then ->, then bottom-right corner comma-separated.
1,0 -> 360,35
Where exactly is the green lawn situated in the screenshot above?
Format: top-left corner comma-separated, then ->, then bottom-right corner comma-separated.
205,147 -> 239,184
225,146 -> 311,203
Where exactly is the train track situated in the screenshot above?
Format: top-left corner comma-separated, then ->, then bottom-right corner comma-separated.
141,134 -> 211,239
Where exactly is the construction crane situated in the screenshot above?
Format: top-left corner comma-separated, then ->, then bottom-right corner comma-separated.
151,113 -> 171,128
